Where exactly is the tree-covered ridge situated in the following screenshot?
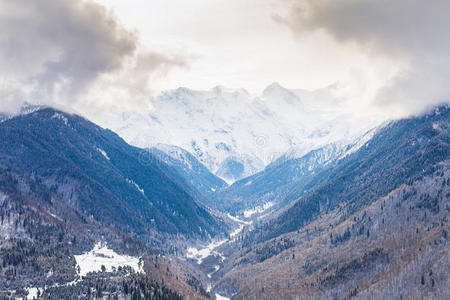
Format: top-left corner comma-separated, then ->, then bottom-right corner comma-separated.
247,105 -> 449,243
0,108 -> 226,238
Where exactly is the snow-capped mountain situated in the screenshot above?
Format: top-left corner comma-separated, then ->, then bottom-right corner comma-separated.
271,125 -> 380,167
107,83 -> 380,183
213,126 -> 382,215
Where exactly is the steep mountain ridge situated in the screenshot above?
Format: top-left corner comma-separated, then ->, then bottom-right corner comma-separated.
149,144 -> 228,208
0,108 -> 226,240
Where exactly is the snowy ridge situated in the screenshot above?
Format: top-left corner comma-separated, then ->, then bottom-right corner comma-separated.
1,104 -> 46,123
338,123 -> 386,160
153,143 -> 194,169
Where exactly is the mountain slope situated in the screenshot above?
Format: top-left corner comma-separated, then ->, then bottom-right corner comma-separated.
249,105 -> 449,242
0,162 -> 212,299
149,144 -> 228,207
0,108 -> 225,239
210,105 -> 450,299
215,161 -> 449,299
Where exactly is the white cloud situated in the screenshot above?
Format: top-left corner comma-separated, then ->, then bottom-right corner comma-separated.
0,0 -> 188,115
275,0 -> 450,117
0,0 -> 447,120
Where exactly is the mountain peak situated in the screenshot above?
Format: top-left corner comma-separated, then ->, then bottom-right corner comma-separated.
263,82 -> 284,93
262,82 -> 297,100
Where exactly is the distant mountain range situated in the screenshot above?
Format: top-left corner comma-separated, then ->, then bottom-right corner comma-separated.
108,83 -> 379,183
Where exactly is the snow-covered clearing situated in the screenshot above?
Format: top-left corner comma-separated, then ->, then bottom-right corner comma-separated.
24,279 -> 79,300
74,242 -> 144,276
20,243 -> 142,299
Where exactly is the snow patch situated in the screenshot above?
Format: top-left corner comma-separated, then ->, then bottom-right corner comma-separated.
95,147 -> 110,161
0,192 -> 7,206
230,224 -> 244,239
48,212 -> 63,222
186,239 -> 227,265
227,214 -> 252,225
126,178 -> 145,195
74,242 -> 144,276
243,202 -> 274,218
215,293 -> 230,300
25,287 -> 41,300
51,112 -> 68,125
207,265 -> 221,278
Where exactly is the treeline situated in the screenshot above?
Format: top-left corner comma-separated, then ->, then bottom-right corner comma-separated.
41,269 -> 183,300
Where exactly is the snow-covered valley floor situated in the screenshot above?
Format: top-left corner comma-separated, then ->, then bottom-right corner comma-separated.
185,214 -> 256,300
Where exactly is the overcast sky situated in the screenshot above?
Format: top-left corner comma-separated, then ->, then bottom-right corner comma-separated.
0,0 -> 449,119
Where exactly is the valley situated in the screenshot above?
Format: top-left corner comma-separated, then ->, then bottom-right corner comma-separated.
0,105 -> 448,300
1,1 -> 449,299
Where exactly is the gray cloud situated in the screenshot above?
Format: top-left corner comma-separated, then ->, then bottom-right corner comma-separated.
275,0 -> 450,116
0,0 -> 189,113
